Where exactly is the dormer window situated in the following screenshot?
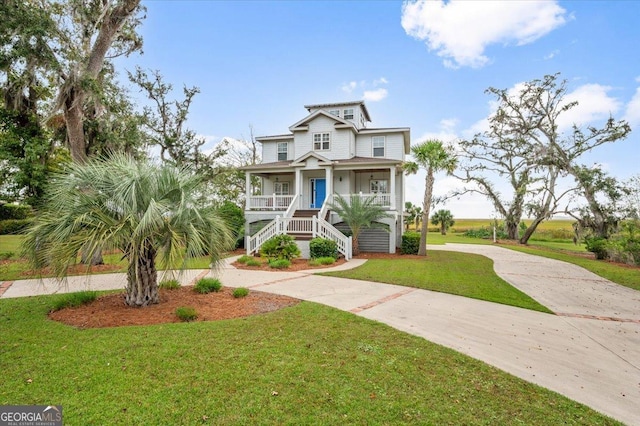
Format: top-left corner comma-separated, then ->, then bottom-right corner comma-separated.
277,142 -> 288,161
329,109 -> 340,117
343,108 -> 354,120
313,132 -> 330,151
372,136 -> 385,157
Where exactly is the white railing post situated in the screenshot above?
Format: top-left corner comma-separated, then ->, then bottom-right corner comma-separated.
272,193 -> 276,211
312,216 -> 317,238
348,236 -> 352,260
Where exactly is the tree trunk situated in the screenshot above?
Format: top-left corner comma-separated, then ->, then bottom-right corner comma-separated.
440,224 -> 446,235
125,243 -> 159,307
419,169 -> 434,256
80,245 -> 104,265
519,218 -> 544,244
505,219 -> 519,240
352,233 -> 360,256
64,90 -> 88,164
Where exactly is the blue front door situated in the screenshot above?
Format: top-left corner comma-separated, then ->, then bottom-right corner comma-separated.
310,178 -> 326,208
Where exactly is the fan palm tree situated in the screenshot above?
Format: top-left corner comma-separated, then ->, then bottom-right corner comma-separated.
23,154 -> 234,307
329,194 -> 392,256
404,140 -> 457,256
431,209 -> 455,235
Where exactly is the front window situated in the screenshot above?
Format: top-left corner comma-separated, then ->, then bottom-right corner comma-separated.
343,108 -> 354,120
274,182 -> 289,195
372,136 -> 385,157
277,142 -> 288,161
313,132 -> 330,150
370,179 -> 388,193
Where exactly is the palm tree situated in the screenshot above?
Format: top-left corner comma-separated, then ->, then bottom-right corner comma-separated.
404,140 -> 457,256
431,209 -> 455,235
329,194 -> 392,256
23,154 -> 234,307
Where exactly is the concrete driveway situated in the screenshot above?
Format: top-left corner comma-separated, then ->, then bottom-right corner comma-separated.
2,246 -> 639,424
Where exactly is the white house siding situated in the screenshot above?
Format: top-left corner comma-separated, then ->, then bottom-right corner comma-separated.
355,132 -> 405,160
261,139 -> 292,163
296,116 -> 353,160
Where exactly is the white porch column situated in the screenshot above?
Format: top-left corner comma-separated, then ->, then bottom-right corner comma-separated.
296,167 -> 302,208
245,171 -> 251,208
389,166 -> 396,210
325,167 -> 332,202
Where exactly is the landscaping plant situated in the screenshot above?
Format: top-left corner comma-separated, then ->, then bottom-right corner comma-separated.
260,234 -> 300,261
194,278 -> 222,294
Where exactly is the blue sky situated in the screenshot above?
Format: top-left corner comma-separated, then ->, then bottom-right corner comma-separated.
117,1 -> 639,218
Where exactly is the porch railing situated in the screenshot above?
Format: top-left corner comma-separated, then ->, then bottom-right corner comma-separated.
247,215 -> 352,260
336,192 -> 392,207
247,195 -> 295,210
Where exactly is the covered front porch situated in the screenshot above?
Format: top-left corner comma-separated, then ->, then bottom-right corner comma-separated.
244,167 -> 400,213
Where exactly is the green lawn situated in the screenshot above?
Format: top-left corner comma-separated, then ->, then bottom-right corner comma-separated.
323,251 -> 551,313
0,295 -> 619,425
0,234 -> 23,256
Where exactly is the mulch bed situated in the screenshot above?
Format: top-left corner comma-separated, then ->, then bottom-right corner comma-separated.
49,286 -> 300,329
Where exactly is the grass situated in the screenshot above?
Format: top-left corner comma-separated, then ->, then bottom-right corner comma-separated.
324,251 -> 551,313
0,234 -> 23,255
0,295 -> 619,425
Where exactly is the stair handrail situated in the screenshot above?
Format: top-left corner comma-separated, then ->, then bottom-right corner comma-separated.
247,216 -> 281,255
318,194 -> 333,222
316,216 -> 351,260
284,194 -> 299,218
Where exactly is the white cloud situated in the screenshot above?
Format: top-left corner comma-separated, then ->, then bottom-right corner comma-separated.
401,0 -> 569,68
557,84 -> 621,130
363,88 -> 388,102
623,86 -> 640,127
341,81 -> 357,94
544,49 -> 560,60
342,78 -> 389,102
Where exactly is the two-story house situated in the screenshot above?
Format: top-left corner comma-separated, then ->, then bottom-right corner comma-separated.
242,101 -> 410,259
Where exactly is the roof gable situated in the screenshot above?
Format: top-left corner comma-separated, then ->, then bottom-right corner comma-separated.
290,151 -> 333,166
288,109 -> 354,132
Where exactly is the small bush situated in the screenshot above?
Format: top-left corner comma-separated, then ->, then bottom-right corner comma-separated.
236,255 -> 253,264
159,279 -> 181,290
585,237 -> 609,260
194,278 -> 222,294
0,203 -> 32,220
175,306 -> 198,322
260,234 -> 300,261
233,287 -> 250,298
309,256 -> 336,266
268,259 -> 291,269
0,218 -> 33,234
51,291 -> 98,312
0,251 -> 15,260
245,259 -> 262,267
463,225 -> 509,240
309,237 -> 338,260
401,232 -> 420,254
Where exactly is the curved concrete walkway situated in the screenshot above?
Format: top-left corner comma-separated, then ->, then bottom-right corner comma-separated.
1,246 -> 639,425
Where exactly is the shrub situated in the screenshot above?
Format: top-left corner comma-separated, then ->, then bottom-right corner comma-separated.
0,203 -> 32,220
268,259 -> 291,269
309,237 -> 338,260
0,252 -> 15,260
51,291 -> 98,312
585,237 -> 609,260
159,279 -> 181,290
463,225 -> 509,240
245,259 -> 262,267
217,201 -> 245,249
194,278 -> 222,294
309,256 -> 336,266
236,255 -> 253,264
260,234 -> 300,261
175,306 -> 198,322
0,218 -> 33,234
233,287 -> 250,298
401,232 -> 420,254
